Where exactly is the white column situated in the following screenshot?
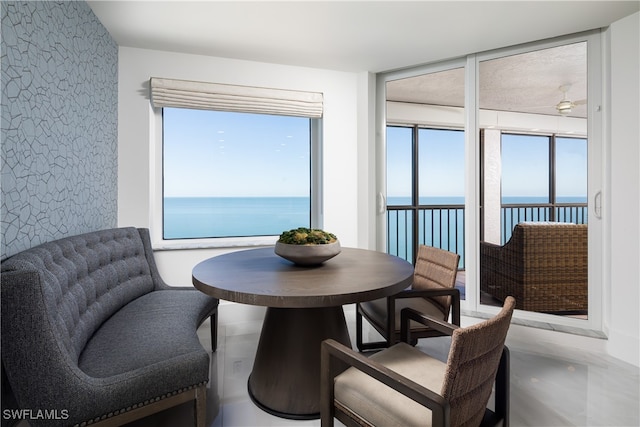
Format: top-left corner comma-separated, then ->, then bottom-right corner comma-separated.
483,129 -> 502,244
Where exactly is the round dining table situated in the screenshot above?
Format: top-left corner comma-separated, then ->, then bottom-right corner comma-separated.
192,246 -> 414,419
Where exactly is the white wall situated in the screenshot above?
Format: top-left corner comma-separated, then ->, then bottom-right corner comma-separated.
606,12 -> 640,367
118,47 -> 370,285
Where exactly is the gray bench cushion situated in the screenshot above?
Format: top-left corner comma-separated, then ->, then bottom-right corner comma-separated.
79,289 -> 213,377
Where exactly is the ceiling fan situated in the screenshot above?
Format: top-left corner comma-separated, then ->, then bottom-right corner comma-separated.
555,84 -> 586,115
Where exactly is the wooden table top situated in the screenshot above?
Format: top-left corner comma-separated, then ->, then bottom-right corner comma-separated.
192,247 -> 414,308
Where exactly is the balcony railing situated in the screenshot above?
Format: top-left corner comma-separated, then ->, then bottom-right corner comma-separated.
387,204 -> 465,267
387,202 -> 588,266
501,202 -> 588,244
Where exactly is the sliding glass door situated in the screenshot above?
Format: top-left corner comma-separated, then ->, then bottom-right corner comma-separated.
384,64 -> 466,297
378,31 -> 603,333
478,42 -> 593,321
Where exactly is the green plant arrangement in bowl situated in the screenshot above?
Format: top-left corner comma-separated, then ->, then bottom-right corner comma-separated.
275,227 -> 341,266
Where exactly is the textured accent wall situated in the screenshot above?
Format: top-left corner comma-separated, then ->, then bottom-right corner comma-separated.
1,1 -> 118,260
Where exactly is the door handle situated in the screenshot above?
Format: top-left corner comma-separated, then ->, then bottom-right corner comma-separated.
377,192 -> 386,214
594,191 -> 602,219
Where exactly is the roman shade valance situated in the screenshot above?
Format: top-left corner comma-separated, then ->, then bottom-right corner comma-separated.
150,77 -> 323,118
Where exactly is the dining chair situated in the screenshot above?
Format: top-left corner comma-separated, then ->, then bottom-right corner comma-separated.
321,296 -> 516,427
356,245 -> 461,351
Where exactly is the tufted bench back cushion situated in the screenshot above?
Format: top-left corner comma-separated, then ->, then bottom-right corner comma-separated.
1,227 -> 154,361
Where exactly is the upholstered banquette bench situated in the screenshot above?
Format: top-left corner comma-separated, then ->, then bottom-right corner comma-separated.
1,227 -> 219,427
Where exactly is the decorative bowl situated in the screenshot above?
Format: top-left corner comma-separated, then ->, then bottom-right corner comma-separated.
274,240 -> 341,266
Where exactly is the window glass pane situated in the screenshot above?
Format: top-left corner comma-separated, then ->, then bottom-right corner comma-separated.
418,128 -> 465,205
163,108 -> 310,239
556,137 -> 587,202
501,134 -> 550,204
417,128 -> 465,269
386,126 -> 413,206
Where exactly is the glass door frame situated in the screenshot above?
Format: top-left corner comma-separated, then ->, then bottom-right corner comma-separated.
376,30 -> 604,335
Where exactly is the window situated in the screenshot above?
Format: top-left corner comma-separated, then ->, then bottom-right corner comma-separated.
499,133 -> 587,243
163,108 -> 312,239
150,78 -> 323,246
556,136 -> 588,203
501,134 -> 550,203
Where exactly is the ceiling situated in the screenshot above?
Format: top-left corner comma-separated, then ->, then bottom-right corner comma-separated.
387,42 -> 589,117
88,1 -> 638,118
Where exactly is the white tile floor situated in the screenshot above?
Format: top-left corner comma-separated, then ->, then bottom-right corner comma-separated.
125,303 -> 639,427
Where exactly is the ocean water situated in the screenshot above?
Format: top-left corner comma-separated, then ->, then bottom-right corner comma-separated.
164,196 -> 587,251
164,197 -> 310,239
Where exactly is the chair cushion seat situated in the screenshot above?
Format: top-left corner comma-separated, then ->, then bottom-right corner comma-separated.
335,342 -> 446,426
360,296 -> 446,331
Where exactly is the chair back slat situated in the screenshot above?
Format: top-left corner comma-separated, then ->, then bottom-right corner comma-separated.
412,245 -> 460,316
441,296 -> 516,427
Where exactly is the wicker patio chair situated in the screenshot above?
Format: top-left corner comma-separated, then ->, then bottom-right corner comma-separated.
480,222 -> 587,313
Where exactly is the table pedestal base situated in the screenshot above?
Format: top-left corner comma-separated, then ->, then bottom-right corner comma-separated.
248,306 -> 351,419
